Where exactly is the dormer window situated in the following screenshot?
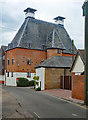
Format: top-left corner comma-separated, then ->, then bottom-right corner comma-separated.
42,45 -> 46,50
28,43 -> 31,48
57,49 -> 61,54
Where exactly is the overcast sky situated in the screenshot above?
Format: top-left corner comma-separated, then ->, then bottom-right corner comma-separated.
0,0 -> 85,49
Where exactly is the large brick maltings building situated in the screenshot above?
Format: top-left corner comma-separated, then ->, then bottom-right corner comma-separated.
0,7 -> 77,86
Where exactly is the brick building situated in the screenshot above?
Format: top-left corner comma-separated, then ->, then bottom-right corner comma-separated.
70,50 -> 85,100
36,56 -> 72,90
3,7 -> 77,86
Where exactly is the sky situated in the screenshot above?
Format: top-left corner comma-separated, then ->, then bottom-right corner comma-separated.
0,0 -> 85,49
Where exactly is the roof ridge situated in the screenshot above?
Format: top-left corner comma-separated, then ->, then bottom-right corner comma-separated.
17,18 -> 29,47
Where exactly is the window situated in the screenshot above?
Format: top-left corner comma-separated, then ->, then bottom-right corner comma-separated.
57,49 -> 61,54
75,73 -> 81,75
7,71 -> 9,77
12,59 -> 14,65
8,60 -> 10,65
42,45 -> 46,50
27,59 -> 31,65
11,71 -> 13,77
28,43 -> 31,48
3,55 -> 5,60
27,71 -> 31,77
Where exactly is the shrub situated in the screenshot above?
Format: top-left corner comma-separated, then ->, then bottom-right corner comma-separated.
29,80 -> 35,86
33,76 -> 39,80
36,87 -> 41,91
17,78 -> 29,87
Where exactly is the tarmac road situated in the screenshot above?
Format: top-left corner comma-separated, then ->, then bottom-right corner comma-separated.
2,86 -> 87,119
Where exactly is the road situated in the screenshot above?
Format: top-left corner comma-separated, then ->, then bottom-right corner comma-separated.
2,86 -> 87,119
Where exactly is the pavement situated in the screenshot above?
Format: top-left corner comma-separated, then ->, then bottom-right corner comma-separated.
41,89 -> 84,105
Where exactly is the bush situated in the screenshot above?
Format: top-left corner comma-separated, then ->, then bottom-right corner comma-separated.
36,87 -> 41,91
33,76 -> 39,80
17,78 -> 29,87
29,80 -> 35,86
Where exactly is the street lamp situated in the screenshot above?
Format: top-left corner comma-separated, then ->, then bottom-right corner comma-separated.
82,0 -> 88,106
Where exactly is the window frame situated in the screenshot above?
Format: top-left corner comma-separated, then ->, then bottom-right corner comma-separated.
27,59 -> 31,65
27,71 -> 31,77
11,71 -> 13,77
57,49 -> 61,54
8,60 -> 10,65
7,71 -> 9,77
12,58 -> 14,65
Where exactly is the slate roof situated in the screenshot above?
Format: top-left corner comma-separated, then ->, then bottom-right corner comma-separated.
8,17 -> 77,54
35,56 -> 72,68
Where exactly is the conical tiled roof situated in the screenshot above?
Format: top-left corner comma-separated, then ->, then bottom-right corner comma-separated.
8,17 -> 77,54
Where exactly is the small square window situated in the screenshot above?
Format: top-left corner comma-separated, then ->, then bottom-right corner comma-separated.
27,59 -> 31,65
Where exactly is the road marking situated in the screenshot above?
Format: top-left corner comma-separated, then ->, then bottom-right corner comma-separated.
34,112 -> 40,118
72,114 -> 78,116
42,92 -> 87,110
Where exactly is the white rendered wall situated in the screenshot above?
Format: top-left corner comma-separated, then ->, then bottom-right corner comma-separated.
0,75 -> 5,81
36,68 -> 45,90
6,72 -> 35,86
72,55 -> 84,73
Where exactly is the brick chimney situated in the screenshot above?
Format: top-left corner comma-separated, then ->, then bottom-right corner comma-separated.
54,16 -> 65,26
24,7 -> 37,19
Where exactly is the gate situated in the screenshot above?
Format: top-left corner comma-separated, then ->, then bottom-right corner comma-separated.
60,76 -> 72,90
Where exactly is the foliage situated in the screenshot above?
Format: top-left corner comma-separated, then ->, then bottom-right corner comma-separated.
17,78 -> 29,87
33,76 -> 39,80
34,81 -> 39,86
29,80 -> 35,86
36,87 -> 41,91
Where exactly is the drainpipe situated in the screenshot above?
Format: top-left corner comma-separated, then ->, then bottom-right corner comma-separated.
82,0 -> 88,106
72,40 -> 74,63
63,68 -> 66,89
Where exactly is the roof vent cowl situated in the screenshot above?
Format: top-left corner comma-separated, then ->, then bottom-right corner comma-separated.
54,16 -> 65,26
24,7 -> 37,19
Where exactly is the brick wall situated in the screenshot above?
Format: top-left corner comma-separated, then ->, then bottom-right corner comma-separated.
47,49 -> 62,59
72,73 -> 84,100
6,48 -> 46,73
45,68 -> 70,89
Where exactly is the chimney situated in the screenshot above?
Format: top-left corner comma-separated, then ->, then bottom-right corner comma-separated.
54,16 -> 65,26
24,7 -> 37,19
